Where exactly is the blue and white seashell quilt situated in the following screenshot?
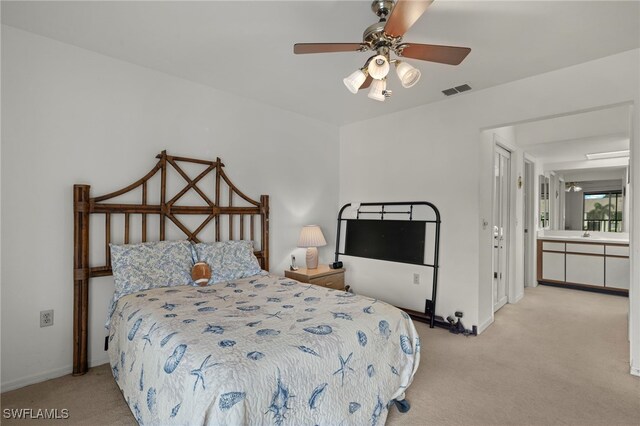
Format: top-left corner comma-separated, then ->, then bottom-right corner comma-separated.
108,273 -> 421,425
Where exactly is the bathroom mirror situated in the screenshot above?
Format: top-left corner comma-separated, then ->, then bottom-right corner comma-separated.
539,174 -> 549,229
562,177 -> 626,232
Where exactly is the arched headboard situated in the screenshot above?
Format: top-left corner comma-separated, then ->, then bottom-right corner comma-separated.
72,150 -> 269,375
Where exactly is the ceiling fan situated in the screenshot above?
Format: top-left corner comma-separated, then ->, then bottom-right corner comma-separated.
293,0 -> 471,101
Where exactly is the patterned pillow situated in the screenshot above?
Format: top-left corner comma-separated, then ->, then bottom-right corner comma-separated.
105,240 -> 195,328
194,240 -> 262,284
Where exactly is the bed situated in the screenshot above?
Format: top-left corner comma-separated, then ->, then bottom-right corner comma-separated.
74,152 -> 420,425
109,273 -> 419,425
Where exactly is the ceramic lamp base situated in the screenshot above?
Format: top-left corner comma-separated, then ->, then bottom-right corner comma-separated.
305,247 -> 319,269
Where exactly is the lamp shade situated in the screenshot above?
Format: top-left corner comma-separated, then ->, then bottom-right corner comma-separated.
297,225 -> 327,248
395,61 -> 421,88
368,78 -> 386,102
343,69 -> 367,94
367,55 -> 390,79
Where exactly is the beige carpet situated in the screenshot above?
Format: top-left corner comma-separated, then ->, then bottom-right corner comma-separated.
2,285 -> 639,425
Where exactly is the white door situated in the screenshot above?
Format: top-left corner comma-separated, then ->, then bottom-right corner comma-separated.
493,146 -> 511,312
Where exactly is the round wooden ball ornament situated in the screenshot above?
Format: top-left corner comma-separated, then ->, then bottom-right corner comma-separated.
192,261 -> 212,286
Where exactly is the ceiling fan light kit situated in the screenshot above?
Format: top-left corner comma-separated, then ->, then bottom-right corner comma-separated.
368,78 -> 388,102
343,69 -> 369,94
294,0 -> 471,102
395,61 -> 421,88
368,54 -> 390,79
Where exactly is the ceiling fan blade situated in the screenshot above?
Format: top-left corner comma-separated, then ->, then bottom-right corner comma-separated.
384,0 -> 434,37
294,43 -> 366,54
359,75 -> 373,90
398,43 -> 471,65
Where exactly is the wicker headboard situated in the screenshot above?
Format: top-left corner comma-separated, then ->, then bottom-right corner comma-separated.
72,151 -> 269,375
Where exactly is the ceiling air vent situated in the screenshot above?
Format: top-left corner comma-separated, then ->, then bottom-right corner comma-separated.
442,84 -> 472,96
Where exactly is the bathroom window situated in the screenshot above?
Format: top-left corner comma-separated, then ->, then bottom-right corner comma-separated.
582,191 -> 623,232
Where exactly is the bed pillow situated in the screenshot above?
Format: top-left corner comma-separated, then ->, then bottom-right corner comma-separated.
106,240 -> 195,328
194,240 -> 262,284
110,240 -> 195,299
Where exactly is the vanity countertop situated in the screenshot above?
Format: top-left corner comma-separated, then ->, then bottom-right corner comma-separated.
538,235 -> 629,245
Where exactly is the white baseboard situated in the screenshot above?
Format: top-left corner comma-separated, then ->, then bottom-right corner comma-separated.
511,292 -> 524,304
1,357 -> 110,393
631,365 -> 640,377
477,316 -> 494,334
1,366 -> 72,393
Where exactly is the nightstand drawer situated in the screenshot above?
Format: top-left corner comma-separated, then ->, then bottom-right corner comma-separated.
284,265 -> 345,290
310,273 -> 344,290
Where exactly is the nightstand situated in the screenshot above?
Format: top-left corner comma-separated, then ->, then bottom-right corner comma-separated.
284,265 -> 345,290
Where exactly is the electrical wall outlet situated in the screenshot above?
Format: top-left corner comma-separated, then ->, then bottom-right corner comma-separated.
413,273 -> 420,285
40,310 -> 54,327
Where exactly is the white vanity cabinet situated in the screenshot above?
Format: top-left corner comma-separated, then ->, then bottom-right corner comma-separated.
605,245 -> 630,290
537,239 -> 628,294
566,254 -> 604,287
541,242 -> 565,282
565,243 -> 604,287
542,252 -> 565,282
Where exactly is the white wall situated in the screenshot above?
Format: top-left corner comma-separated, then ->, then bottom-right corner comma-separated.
339,47 -> 640,370
560,168 -> 627,182
0,26 -> 340,391
628,102 -> 640,377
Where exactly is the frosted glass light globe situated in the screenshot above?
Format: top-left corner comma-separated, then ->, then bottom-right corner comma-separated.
395,61 -> 421,88
368,79 -> 386,102
343,69 -> 367,94
368,55 -> 390,79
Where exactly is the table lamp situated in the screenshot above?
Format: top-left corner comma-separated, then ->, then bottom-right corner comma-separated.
297,225 -> 327,269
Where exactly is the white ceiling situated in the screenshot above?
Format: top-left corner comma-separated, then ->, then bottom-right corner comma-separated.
2,1 -> 639,125
513,104 -> 630,163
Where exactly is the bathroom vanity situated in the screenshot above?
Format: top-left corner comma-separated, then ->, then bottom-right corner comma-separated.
537,235 -> 629,294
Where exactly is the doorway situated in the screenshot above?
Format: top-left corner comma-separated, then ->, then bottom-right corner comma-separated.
479,103 -> 637,378
493,145 -> 511,312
